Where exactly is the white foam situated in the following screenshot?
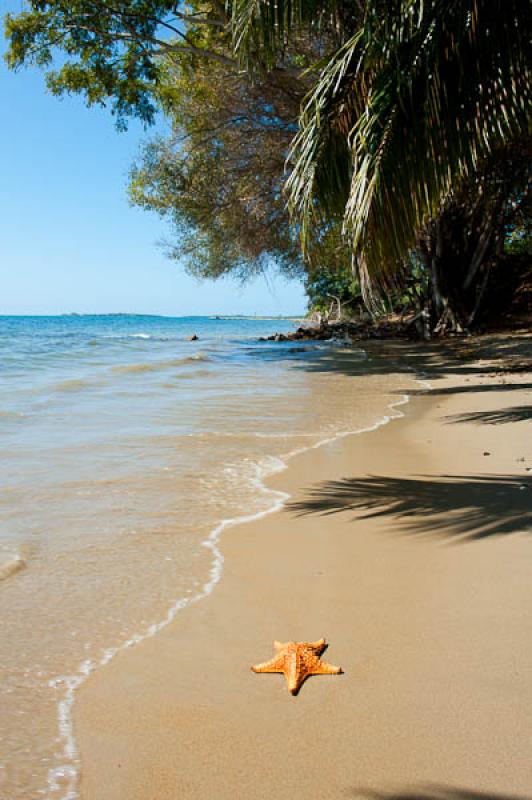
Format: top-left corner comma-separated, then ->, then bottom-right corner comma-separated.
0,553 -> 26,582
43,369 -> 431,800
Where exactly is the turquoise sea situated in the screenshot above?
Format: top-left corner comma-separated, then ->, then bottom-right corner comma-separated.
0,315 -> 413,799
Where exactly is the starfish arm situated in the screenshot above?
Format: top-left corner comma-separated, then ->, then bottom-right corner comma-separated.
314,660 -> 343,675
286,652 -> 302,694
305,638 -> 326,654
251,655 -> 285,673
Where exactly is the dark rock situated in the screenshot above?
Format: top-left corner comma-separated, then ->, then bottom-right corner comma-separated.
258,316 -> 413,345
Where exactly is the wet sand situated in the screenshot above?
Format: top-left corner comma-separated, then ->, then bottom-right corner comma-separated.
76,338 -> 532,800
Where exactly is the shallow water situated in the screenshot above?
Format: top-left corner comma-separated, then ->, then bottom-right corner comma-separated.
0,315 -> 415,798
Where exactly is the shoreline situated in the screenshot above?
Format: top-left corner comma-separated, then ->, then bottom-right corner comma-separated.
75,335 -> 532,800
47,348 -> 420,800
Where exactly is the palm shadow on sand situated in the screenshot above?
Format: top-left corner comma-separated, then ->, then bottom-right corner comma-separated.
288,474 -> 532,541
354,787 -> 532,800
445,406 -> 532,425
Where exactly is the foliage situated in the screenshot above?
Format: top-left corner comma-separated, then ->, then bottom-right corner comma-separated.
413,138 -> 532,329
505,230 -> 532,257
129,52 -> 305,279
234,0 -> 531,303
504,173 -> 532,257
4,1 -> 233,128
4,1 -> 318,279
304,266 -> 361,317
127,10 -> 349,281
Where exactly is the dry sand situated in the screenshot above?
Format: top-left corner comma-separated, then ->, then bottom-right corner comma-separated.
76,336 -> 532,800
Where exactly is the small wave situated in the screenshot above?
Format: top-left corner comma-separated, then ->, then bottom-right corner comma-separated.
187,430 -> 315,441
98,333 -> 175,342
179,368 -> 213,378
0,410 -> 26,420
112,363 -> 161,375
161,369 -> 213,387
0,553 -> 26,582
112,354 -> 211,374
50,379 -> 90,393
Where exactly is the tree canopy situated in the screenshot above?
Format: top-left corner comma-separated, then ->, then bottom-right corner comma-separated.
129,53 -> 305,280
234,0 -> 530,286
127,6 -> 350,282
4,1 -> 233,127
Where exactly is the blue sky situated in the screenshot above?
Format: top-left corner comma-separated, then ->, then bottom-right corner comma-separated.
0,2 -> 306,316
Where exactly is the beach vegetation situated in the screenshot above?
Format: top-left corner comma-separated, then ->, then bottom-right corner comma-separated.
127,9 -> 357,293
3,1 -> 231,128
127,42 -> 306,281
232,0 -> 531,331
304,266 -> 362,321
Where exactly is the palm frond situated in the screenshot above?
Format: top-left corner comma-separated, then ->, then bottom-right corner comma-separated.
248,0 -> 531,292
230,0 -> 340,69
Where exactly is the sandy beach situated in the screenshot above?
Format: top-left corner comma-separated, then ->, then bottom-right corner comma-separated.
75,335 -> 532,800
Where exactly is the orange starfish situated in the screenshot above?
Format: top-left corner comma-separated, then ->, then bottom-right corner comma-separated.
251,638 -> 343,695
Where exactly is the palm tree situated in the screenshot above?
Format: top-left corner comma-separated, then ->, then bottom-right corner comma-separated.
231,0 -> 531,328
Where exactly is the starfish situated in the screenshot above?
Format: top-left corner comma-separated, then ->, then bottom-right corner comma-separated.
251,638 -> 343,695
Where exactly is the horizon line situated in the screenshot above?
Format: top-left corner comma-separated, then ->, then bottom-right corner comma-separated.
0,312 -> 305,319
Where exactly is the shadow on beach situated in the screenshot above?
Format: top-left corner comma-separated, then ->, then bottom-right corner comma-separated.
261,332 -> 532,398
416,382 -> 532,397
288,474 -> 532,541
354,787 -> 532,800
445,406 -> 532,425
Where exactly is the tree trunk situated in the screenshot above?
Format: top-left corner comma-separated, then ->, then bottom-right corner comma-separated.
420,205 -> 500,335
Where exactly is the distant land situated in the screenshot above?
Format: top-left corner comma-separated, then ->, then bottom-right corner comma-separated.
0,313 -> 304,320
208,314 -> 303,321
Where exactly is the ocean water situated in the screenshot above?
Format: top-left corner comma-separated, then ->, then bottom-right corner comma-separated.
0,315 -> 414,799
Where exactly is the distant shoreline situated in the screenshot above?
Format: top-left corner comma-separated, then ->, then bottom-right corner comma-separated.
0,312 -> 304,320
208,315 -> 303,321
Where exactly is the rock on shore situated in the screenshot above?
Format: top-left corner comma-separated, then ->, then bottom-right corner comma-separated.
259,318 -> 411,343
